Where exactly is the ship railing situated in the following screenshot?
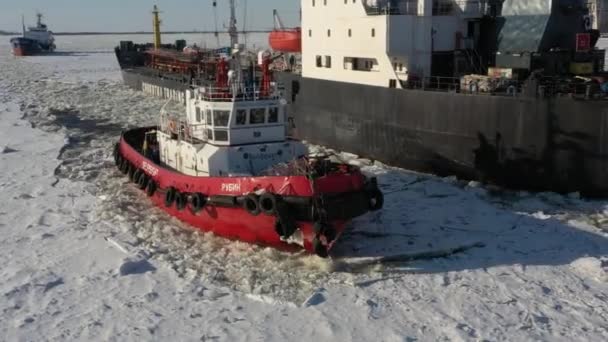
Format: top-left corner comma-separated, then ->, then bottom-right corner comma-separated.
405,76 -> 608,100
197,83 -> 283,102
365,0 -> 419,15
433,0 -> 495,17
364,0 -> 495,16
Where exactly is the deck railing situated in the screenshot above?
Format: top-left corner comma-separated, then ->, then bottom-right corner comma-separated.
196,83 -> 283,102
364,0 -> 499,16
405,75 -> 608,100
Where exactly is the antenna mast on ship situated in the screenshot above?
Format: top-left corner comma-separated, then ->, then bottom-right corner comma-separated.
36,12 -> 42,27
229,0 -> 238,47
21,15 -> 25,35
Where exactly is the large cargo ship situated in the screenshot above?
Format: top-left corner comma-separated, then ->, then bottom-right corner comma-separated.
115,1 -> 608,196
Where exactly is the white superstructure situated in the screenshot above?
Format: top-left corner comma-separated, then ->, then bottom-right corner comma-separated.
156,82 -> 307,177
302,0 -> 492,88
23,13 -> 55,50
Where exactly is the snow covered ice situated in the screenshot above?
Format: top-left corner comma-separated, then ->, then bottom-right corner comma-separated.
1,35 -> 608,341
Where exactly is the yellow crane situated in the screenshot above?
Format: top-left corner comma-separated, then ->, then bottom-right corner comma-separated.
152,5 -> 161,49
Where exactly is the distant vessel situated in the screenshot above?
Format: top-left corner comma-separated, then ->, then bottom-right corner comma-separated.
10,13 -> 56,56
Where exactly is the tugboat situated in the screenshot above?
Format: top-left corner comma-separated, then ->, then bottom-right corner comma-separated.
113,47 -> 383,257
10,13 -> 56,56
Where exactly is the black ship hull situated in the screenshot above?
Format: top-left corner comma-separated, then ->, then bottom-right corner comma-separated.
119,68 -> 608,196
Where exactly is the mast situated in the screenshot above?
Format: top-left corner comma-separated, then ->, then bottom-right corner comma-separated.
36,12 -> 42,28
229,0 -> 238,47
152,5 -> 162,49
22,15 -> 25,35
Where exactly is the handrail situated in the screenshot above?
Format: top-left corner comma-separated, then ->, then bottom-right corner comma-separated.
405,75 -> 608,100
195,83 -> 284,102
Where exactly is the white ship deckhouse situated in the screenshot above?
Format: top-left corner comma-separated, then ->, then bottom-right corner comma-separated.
302,0 -> 495,88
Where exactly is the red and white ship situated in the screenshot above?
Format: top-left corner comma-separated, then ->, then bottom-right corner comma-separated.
113,48 -> 383,257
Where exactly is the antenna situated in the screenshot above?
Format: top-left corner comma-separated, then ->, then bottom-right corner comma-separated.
229,0 -> 238,47
21,15 -> 25,35
212,0 -> 220,47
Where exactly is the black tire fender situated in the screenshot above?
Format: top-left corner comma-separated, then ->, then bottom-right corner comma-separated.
312,236 -> 329,258
132,169 -> 142,183
368,188 -> 384,211
120,159 -> 129,174
137,172 -> 148,190
259,192 -> 278,215
175,192 -> 187,211
243,194 -> 260,216
165,187 -> 176,207
115,154 -> 123,170
127,164 -> 135,180
146,180 -> 157,197
190,192 -> 206,213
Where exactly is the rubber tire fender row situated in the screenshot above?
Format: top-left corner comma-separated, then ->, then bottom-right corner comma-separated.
243,194 -> 260,216
165,187 -> 177,207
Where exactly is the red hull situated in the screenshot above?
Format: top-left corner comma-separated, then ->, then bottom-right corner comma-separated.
12,47 -> 27,56
115,128 -> 379,256
269,29 -> 302,53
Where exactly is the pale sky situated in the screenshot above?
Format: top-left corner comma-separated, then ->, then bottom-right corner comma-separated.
0,0 -> 300,32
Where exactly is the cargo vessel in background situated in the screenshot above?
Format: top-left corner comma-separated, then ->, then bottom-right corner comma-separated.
113,45 -> 382,257
10,13 -> 56,56
115,0 -> 608,196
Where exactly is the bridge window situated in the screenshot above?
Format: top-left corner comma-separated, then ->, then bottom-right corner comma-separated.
325,56 -> 332,68
348,29 -> 352,37
213,110 -> 230,127
308,29 -> 312,37
268,107 -> 279,123
250,108 -> 266,124
236,109 -> 247,125
316,55 -> 322,67
214,130 -> 228,142
327,29 -> 331,37
324,0 -> 327,5
371,28 -> 375,37
313,0 -> 315,7
205,128 -> 213,140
